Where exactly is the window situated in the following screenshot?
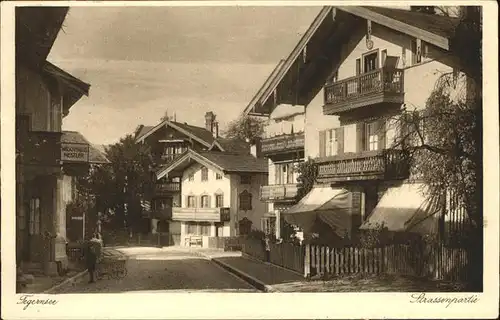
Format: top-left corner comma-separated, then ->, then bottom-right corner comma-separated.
188,173 -> 194,181
240,175 -> 251,185
326,129 -> 338,157
29,198 -> 41,235
186,222 -> 211,236
215,194 -> 224,208
154,198 -> 172,210
366,122 -> 379,151
381,49 -> 387,67
411,39 -> 422,65
187,222 -> 197,234
319,128 -> 343,158
363,52 -> 378,73
275,162 -> 296,185
201,167 -> 208,182
239,190 -> 252,211
200,195 -> 210,208
215,173 -> 223,180
187,196 -> 196,208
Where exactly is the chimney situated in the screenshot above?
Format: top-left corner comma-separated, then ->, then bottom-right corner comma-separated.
205,111 -> 216,132
212,121 -> 219,138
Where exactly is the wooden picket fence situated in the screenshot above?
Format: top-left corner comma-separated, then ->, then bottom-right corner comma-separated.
269,242 -> 305,274
305,243 -> 470,282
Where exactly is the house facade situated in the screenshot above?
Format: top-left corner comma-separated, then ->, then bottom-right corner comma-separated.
135,112 -> 250,244
156,149 -> 268,247
244,6 -> 469,244
15,7 -> 100,275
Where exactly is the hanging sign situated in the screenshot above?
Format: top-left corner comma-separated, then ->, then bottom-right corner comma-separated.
61,143 -> 89,162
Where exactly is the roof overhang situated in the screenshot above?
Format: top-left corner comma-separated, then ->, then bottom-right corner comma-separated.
43,62 -> 91,116
16,7 -> 69,69
245,6 -> 455,115
135,120 -> 212,148
156,150 -> 224,180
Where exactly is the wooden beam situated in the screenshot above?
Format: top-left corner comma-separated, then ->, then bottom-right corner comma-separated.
338,6 -> 449,50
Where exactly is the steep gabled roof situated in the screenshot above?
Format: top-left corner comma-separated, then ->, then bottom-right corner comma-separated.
61,131 -> 110,164
243,6 -> 461,116
156,149 -> 268,179
210,137 -> 250,154
135,125 -> 154,141
135,119 -> 216,148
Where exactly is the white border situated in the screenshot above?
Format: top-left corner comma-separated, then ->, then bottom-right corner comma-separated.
1,1 -> 499,319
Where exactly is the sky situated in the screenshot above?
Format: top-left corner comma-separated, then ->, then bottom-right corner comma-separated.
49,6 -> 322,145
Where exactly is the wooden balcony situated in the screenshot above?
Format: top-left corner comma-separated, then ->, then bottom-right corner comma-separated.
150,207 -> 173,220
261,132 -> 305,156
161,154 -> 179,163
316,149 -> 409,183
323,68 -> 404,115
260,184 -> 298,202
17,130 -> 62,167
154,182 -> 181,196
172,207 -> 231,222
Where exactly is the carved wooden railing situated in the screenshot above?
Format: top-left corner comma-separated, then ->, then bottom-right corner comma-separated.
260,184 -> 298,201
155,182 -> 181,194
172,207 -> 231,222
324,68 -> 404,106
317,149 -> 409,182
261,132 -> 305,155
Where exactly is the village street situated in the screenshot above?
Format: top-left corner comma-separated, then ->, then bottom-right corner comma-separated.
53,247 -> 258,293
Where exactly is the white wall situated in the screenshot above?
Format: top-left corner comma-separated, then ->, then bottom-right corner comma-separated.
230,172 -> 268,234
304,23 -> 460,159
181,163 -> 231,206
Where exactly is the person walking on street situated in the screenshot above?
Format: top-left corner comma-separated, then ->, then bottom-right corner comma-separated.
84,233 -> 102,283
264,234 -> 271,263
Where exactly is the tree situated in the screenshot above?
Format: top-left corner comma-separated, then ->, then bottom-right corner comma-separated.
76,134 -> 154,233
223,115 -> 265,143
385,6 -> 482,290
295,159 -> 318,202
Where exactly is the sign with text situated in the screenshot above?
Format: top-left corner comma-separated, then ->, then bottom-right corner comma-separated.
61,143 -> 89,162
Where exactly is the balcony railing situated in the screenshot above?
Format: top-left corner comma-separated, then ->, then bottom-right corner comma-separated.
316,149 -> 409,183
17,131 -> 62,167
261,132 -> 305,156
150,207 -> 173,220
154,182 -> 181,196
172,207 -> 231,222
260,184 -> 298,202
323,68 -> 404,115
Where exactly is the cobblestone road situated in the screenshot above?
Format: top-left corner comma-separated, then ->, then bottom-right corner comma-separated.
54,247 -> 257,293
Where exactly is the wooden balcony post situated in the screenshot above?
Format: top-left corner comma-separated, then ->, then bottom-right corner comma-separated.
304,244 -> 311,278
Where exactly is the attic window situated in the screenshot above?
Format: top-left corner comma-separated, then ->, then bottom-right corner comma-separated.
411,39 -> 426,65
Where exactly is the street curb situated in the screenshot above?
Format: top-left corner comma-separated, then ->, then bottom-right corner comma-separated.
43,270 -> 88,294
241,252 -> 304,278
195,251 -> 277,293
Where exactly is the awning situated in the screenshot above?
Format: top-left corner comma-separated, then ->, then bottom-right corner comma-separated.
360,183 -> 442,235
283,186 -> 351,237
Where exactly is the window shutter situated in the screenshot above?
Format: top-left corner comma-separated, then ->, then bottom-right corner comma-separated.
207,195 -> 211,208
319,130 -> 326,157
356,123 -> 365,152
356,59 -> 361,75
185,196 -> 189,208
336,127 -> 344,154
378,120 -> 386,150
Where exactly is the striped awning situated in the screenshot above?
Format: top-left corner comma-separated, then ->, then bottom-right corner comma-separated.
360,183 -> 442,235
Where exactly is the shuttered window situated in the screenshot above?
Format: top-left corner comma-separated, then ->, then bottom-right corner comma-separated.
201,167 -> 208,181
200,195 -> 210,208
187,196 -> 196,208
319,130 -> 326,157
215,194 -> 224,208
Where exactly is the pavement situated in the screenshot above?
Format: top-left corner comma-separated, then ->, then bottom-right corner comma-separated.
52,246 -> 257,293
44,246 -> 464,293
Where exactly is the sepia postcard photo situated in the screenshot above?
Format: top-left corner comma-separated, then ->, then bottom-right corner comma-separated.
1,1 -> 498,319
